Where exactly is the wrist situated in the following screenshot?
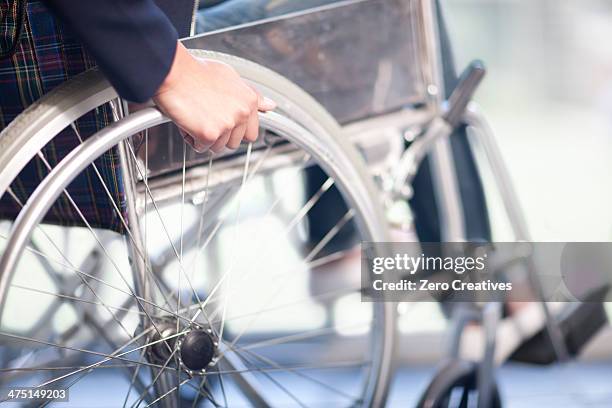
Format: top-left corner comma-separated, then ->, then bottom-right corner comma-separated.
155,42 -> 185,96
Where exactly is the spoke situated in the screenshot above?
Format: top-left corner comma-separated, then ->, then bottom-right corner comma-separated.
218,143 -> 252,341
207,286 -> 357,327
123,347 -> 149,408
184,380 -> 223,408
4,234 -> 348,324
308,210 -> 355,260
0,364 -> 140,372
176,141 -> 188,406
285,176 -> 335,231
61,299 -> 148,402
204,174 -> 335,326
6,188 -> 67,265
36,149 -> 194,360
6,188 -> 133,338
191,375 -> 210,408
0,232 -> 116,288
191,145 -> 275,262
190,154 -> 214,285
33,153 -> 179,358
109,102 -> 191,330
35,328 -> 186,388
203,382 -> 226,408
240,348 -> 356,401
0,327 -> 190,388
186,145 -> 283,325
143,378 -> 190,408
125,141 -> 215,330
0,328 -> 165,381
25,298 -> 62,339
217,369 -> 229,408
232,348 -> 308,408
34,155 -> 128,315
178,140 -> 187,314
199,360 -> 372,377
187,250 -> 353,324
80,310 -> 152,408
227,210 -> 355,349
189,154 -> 313,322
69,123 -> 174,313
34,329 -> 185,408
26,238 -> 66,288
131,347 -> 178,408
179,142 -> 187,265
143,129 -> 152,314
4,326 -> 80,378
10,284 -> 144,316
239,322 -> 369,351
0,233 -> 191,323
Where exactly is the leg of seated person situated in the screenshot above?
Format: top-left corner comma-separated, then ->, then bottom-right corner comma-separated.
196,0 -> 346,33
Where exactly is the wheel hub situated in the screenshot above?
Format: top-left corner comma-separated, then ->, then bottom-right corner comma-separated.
179,329 -> 217,372
148,319 -> 177,364
146,317 -> 218,374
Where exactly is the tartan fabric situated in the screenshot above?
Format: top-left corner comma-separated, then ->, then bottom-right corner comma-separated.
0,0 -> 25,58
0,0 -> 126,232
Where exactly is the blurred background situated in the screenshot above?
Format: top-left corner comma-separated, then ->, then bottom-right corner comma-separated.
444,0 -> 612,241
388,1 -> 612,406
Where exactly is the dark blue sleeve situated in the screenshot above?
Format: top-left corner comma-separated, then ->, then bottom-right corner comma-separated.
43,0 -> 179,102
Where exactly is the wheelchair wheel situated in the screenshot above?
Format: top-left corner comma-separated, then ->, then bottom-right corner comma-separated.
0,51 -> 395,407
417,360 -> 502,408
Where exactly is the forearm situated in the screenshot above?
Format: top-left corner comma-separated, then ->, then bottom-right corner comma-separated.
43,0 -> 178,102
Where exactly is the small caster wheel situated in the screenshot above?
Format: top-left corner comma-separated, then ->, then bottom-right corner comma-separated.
417,359 -> 502,408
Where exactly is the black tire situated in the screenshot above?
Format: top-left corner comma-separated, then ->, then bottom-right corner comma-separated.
417,359 -> 502,408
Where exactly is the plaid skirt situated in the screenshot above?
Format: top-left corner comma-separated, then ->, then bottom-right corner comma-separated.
0,0 -> 126,232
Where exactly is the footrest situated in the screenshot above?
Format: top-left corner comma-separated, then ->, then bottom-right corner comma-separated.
510,288 -> 609,365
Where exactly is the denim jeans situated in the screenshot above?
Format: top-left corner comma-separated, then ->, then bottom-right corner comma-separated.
196,0 -> 344,33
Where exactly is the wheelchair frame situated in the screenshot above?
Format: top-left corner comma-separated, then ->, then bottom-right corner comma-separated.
0,0 -> 570,406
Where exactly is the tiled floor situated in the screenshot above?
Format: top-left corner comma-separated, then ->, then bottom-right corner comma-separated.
388,362 -> 612,408
47,360 -> 612,407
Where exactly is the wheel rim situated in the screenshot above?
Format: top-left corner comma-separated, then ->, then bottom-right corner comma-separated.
0,106 -> 394,406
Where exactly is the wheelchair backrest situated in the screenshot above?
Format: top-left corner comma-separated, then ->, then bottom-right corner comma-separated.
184,0 -> 438,124
144,0 -> 444,179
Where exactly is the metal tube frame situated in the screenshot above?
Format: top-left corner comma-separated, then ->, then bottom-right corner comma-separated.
413,1 -> 569,403
416,0 -> 467,242
464,104 -> 570,362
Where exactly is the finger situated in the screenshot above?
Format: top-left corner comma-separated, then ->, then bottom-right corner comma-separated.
258,96 -> 276,112
192,137 -> 211,153
210,129 -> 231,153
244,111 -> 260,142
183,134 -> 196,150
227,123 -> 247,150
180,128 -> 209,153
179,128 -> 195,149
249,85 -> 276,112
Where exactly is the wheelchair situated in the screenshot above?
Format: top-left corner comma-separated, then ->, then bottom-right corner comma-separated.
0,0 -> 569,406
